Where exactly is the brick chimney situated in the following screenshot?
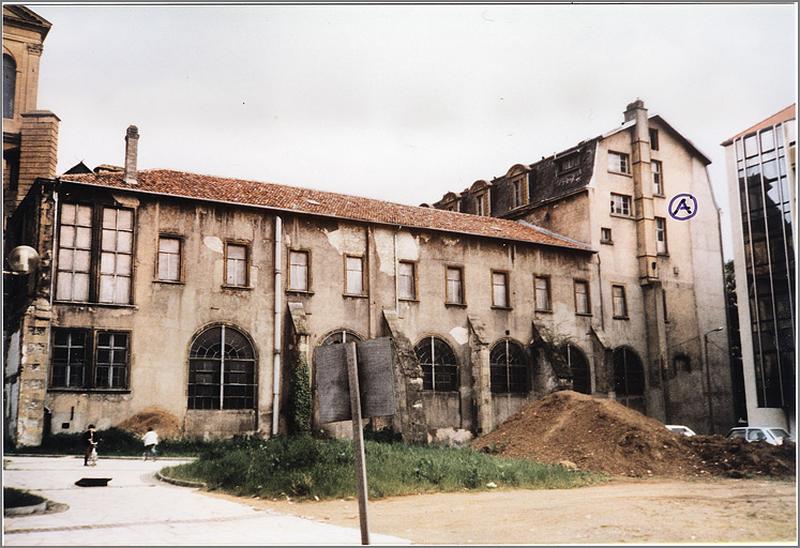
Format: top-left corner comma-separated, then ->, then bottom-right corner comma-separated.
123,125 -> 139,184
17,110 -> 60,206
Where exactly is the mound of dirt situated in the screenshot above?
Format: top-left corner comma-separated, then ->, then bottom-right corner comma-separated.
116,408 -> 181,439
473,390 -> 795,478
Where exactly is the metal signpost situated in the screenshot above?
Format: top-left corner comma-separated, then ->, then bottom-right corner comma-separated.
314,337 -> 396,546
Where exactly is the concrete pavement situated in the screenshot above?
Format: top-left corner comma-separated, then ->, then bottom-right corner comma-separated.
3,456 -> 409,545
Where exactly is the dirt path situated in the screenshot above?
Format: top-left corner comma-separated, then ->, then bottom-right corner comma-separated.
211,478 -> 797,544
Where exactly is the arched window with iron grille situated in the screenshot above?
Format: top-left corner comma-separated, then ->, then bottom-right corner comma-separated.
563,344 -> 591,394
188,324 -> 257,410
414,336 -> 459,392
490,339 -> 529,394
318,329 -> 363,347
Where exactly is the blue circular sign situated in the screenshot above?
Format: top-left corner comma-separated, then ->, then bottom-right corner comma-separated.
668,193 -> 698,221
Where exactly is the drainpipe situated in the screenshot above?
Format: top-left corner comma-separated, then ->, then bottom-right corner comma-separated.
272,216 -> 283,436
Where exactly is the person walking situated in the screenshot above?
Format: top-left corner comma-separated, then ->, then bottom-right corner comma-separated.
83,424 -> 97,466
143,427 -> 159,461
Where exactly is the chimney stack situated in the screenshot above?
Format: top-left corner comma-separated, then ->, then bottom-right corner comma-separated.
123,125 -> 139,184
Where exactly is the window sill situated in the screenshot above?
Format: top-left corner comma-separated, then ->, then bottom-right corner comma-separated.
600,240 -> 614,245
613,315 -> 630,321
422,390 -> 460,395
609,213 -> 635,220
222,285 -> 252,291
48,388 -> 131,394
343,293 -> 369,299
657,252 -> 670,257
608,170 -> 633,177
153,279 -> 184,285
491,305 -> 513,311
54,301 -> 137,309
535,308 -> 553,314
286,289 -> 314,296
575,312 -> 593,317
445,302 -> 468,308
399,298 -> 419,303
654,193 -> 666,198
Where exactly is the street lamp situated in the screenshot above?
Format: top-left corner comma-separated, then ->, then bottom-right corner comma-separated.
4,246 -> 40,275
703,326 -> 724,434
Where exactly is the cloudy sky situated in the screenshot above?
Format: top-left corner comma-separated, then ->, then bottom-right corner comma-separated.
31,3 -> 798,257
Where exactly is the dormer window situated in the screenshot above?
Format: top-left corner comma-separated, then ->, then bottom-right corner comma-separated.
557,154 -> 580,174
475,192 -> 489,216
511,177 -> 527,209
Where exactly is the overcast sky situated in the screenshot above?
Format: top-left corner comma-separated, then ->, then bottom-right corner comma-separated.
30,3 -> 798,258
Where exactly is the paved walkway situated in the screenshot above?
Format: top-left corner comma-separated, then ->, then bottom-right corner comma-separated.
3,456 -> 408,545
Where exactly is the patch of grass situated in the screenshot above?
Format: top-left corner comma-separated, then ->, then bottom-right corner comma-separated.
161,435 -> 602,501
4,487 -> 45,509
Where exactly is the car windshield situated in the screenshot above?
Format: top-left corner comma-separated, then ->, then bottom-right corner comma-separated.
769,429 -> 790,439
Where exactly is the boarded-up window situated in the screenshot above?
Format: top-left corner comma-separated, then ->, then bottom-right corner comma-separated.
445,266 -> 464,304
99,208 -> 134,304
157,237 -> 181,281
225,243 -> 248,287
398,261 -> 416,300
288,250 -> 309,291
492,271 -> 509,307
345,255 -> 364,295
56,204 -> 93,301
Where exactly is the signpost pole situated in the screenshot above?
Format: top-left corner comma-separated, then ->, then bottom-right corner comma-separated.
346,342 -> 370,545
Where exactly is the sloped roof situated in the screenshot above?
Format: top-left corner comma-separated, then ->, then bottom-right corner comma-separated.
59,169 -> 592,252
3,5 -> 52,38
721,104 -> 796,146
602,114 -> 712,165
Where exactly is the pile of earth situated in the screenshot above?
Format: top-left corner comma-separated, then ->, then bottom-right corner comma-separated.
473,390 -> 795,478
116,407 -> 181,439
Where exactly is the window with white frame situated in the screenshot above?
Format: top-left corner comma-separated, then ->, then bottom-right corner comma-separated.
100,208 -> 134,303
157,236 -> 181,281
445,266 -> 464,305
574,280 -> 591,315
610,193 -> 632,216
534,276 -> 551,311
56,204 -> 93,302
612,285 -> 628,318
652,159 -> 663,195
656,217 -> 668,254
345,255 -> 365,295
492,271 -> 509,308
608,151 -> 630,174
398,261 -> 416,300
475,193 -> 488,216
225,243 -> 248,287
288,250 -> 309,291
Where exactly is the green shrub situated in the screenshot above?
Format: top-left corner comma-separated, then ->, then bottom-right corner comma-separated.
288,353 -> 312,435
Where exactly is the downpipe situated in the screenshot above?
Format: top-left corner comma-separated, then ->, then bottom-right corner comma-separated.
272,216 -> 283,436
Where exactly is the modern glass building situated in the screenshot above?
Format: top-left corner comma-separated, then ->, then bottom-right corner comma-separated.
723,105 -> 796,432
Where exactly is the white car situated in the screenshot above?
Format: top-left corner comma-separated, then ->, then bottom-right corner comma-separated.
726,427 -> 793,446
666,425 -> 697,437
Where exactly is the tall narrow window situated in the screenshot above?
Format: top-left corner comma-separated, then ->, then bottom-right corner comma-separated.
475,193 -> 487,216
157,236 -> 181,281
445,266 -> 464,304
288,250 -> 309,291
534,276 -> 551,311
490,339 -> 529,393
3,54 -> 16,119
608,151 -> 630,174
492,271 -> 509,308
345,255 -> 365,295
99,208 -> 134,304
655,217 -> 668,254
415,336 -> 459,392
398,261 -> 416,300
94,332 -> 129,389
649,128 -> 659,151
574,280 -> 591,315
56,204 -> 93,302
612,285 -> 628,318
188,325 -> 257,410
610,193 -> 632,216
224,243 -> 248,287
652,159 -> 663,195
51,329 -> 88,388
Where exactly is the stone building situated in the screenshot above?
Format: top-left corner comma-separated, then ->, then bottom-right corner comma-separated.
433,100 -> 734,433
722,105 -> 796,434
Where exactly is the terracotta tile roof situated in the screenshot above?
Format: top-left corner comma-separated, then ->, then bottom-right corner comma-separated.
59,169 -> 592,252
721,104 -> 796,146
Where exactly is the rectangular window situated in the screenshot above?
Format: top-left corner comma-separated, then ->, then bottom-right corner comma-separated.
760,128 -> 775,152
534,276 -> 551,311
601,227 -> 613,244
608,151 -> 630,174
398,261 -> 416,300
513,180 -> 524,208
656,217 -> 668,254
649,128 -> 659,151
345,255 -> 365,295
225,243 -> 248,287
157,236 -> 181,281
99,208 -> 134,304
610,193 -> 632,216
492,271 -> 509,308
475,193 -> 487,216
612,285 -> 628,318
574,280 -> 591,315
557,154 -> 580,173
288,250 -> 309,291
445,266 -> 464,305
744,134 -> 759,158
56,204 -> 93,302
94,331 -> 129,389
652,159 -> 663,195
51,329 -> 89,388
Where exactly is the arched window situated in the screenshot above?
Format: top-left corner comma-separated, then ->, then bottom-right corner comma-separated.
3,54 -> 16,119
613,347 -> 645,412
490,339 -> 529,394
188,325 -> 257,410
319,329 -> 362,347
564,344 -> 591,394
414,336 -> 458,392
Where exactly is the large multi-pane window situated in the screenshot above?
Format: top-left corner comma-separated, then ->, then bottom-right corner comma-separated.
490,339 -> 528,393
56,204 -> 134,304
50,328 -> 130,390
735,121 -> 795,408
608,151 -> 630,174
188,325 -> 257,410
414,336 -> 458,392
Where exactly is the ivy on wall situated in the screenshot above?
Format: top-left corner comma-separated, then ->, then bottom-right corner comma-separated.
288,351 -> 312,435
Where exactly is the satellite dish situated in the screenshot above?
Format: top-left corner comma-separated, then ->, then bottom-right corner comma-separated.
6,246 -> 40,275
